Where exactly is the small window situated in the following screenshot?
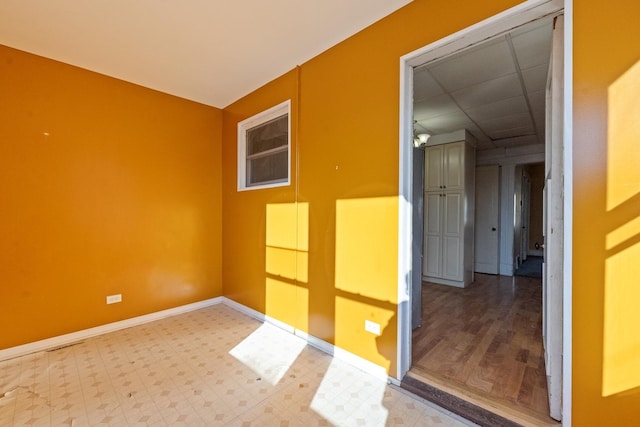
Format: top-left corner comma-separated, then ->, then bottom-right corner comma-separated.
238,100 -> 291,191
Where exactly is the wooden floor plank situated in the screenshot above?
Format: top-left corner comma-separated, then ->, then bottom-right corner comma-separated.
410,273 -> 556,423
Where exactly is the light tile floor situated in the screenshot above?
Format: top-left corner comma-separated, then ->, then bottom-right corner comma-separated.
0,304 -> 475,426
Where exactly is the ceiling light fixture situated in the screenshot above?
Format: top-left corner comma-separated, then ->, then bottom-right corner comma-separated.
413,133 -> 430,148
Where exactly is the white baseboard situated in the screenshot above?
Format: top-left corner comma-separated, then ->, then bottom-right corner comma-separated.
221,297 -> 294,334
422,275 -> 466,288
0,297 -> 223,362
221,297 -> 392,383
295,329 -> 390,382
2,295 -> 395,386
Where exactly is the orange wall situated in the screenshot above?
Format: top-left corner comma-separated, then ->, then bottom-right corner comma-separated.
0,45 -> 223,349
223,0 -> 640,422
8,0 -> 637,422
222,69 -> 300,323
573,0 -> 640,424
222,0 -> 521,377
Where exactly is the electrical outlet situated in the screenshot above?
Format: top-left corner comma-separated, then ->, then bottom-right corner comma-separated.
365,320 -> 381,336
106,294 -> 122,304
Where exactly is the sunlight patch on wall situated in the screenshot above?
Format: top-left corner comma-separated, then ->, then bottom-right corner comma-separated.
265,202 -> 309,331
266,202 -> 308,283
606,216 -> 640,251
266,278 -> 309,332
335,296 -> 393,371
603,242 -> 640,396
607,60 -> 640,211
603,59 -> 640,396
229,322 -> 306,386
335,197 -> 398,303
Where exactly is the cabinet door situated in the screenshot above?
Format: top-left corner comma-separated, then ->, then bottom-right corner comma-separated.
443,142 -> 464,190
442,192 -> 463,281
425,145 -> 443,192
423,192 -> 442,278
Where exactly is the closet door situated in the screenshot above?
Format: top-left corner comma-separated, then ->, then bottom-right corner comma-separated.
423,192 -> 443,277
425,146 -> 443,191
442,191 -> 463,281
443,142 -> 464,190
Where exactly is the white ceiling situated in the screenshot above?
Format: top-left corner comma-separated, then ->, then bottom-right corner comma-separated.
413,17 -> 554,151
0,0 -> 411,108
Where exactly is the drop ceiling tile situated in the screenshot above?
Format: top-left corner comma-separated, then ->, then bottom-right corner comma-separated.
528,89 -> 546,113
413,68 -> 444,102
534,109 -> 546,136
478,113 -> 532,133
417,111 -> 474,135
488,125 -> 534,140
413,94 -> 460,121
465,124 -> 492,146
511,20 -> 553,69
493,135 -> 540,147
476,139 -> 498,150
522,63 -> 548,95
464,96 -> 528,123
451,73 -> 522,109
428,38 -> 516,92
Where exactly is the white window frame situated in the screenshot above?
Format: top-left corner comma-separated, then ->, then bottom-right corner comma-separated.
237,100 -> 291,191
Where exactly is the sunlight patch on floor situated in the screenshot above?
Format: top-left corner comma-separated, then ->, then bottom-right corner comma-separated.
229,322 -> 306,386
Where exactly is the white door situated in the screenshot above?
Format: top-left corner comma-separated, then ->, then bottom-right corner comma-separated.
521,171 -> 531,260
423,192 -> 443,278
543,15 -> 564,422
513,165 -> 523,267
443,143 -> 464,190
425,146 -> 443,191
474,165 -> 500,274
442,191 -> 463,281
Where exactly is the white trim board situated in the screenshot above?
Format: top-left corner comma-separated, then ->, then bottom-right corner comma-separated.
562,1 -> 573,425
0,297 -> 223,362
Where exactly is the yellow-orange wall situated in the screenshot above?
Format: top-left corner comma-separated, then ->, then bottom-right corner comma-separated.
222,69 -> 300,325
574,0 -> 640,424
222,0 -> 640,423
222,0 -> 520,380
0,45 -> 223,349
4,0 -> 640,423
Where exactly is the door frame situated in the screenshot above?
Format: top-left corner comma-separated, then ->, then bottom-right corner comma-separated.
396,0 -> 573,423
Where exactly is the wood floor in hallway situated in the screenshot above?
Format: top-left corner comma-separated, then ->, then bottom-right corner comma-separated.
411,273 -> 556,424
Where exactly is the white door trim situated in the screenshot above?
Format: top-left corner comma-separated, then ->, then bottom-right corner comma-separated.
396,0 -> 572,424
562,2 -> 573,426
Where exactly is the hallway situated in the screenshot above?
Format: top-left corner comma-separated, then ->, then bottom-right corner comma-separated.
409,274 -> 556,425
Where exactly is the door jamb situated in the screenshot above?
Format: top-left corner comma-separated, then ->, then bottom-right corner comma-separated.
396,0 -> 572,423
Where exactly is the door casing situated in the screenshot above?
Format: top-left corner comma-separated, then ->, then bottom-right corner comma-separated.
396,0 -> 572,423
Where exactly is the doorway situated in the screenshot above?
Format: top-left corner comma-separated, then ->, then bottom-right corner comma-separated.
397,0 -> 570,424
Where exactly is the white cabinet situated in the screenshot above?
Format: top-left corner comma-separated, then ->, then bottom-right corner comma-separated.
424,142 -> 464,191
422,140 -> 475,287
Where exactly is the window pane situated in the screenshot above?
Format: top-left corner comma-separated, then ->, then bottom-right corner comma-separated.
247,115 -> 288,155
247,150 -> 288,185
